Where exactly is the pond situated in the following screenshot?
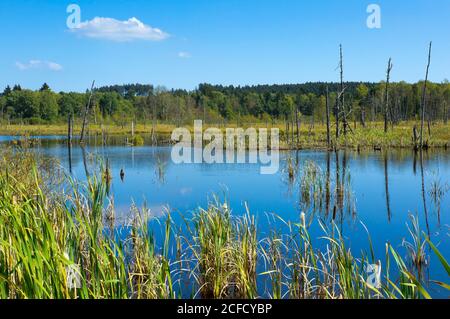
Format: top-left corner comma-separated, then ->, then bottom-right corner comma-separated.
2,136 -> 450,297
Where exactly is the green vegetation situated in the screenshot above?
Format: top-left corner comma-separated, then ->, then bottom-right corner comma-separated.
131,134 -> 145,146
0,148 -> 448,299
1,82 -> 448,132
0,82 -> 450,149
1,81 -> 449,149
1,121 -> 449,150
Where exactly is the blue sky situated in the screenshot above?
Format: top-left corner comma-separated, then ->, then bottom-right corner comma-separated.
0,0 -> 449,92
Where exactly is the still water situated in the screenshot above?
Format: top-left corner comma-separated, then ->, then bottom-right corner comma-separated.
3,136 -> 450,297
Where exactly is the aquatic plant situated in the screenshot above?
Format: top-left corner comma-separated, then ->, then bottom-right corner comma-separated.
132,135 -> 145,146
185,201 -> 257,299
0,149 -> 448,299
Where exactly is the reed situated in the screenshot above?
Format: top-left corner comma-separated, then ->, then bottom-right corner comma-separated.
186,202 -> 257,299
0,149 -> 448,299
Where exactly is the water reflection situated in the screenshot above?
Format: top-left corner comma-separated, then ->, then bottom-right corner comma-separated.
384,152 -> 392,222
294,151 -> 357,229
3,136 -> 448,293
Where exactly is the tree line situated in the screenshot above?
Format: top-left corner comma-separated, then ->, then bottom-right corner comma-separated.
0,80 -> 448,127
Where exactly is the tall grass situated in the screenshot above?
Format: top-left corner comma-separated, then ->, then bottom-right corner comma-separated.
0,149 -> 175,299
0,148 -> 448,299
186,202 -> 257,299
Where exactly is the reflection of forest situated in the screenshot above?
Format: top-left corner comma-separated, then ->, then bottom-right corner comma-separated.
28,138 -> 450,232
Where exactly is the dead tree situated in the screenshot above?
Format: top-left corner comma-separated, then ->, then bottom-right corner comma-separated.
444,100 -> 448,125
67,114 -> 73,145
295,107 -> 300,145
420,42 -> 432,148
384,58 -> 393,133
80,80 -> 96,144
339,45 -> 348,135
335,95 -> 340,139
326,86 -> 331,148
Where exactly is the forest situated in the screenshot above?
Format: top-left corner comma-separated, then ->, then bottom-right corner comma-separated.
1,80 -> 449,129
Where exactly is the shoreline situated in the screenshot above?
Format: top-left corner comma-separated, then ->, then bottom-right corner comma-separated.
0,122 -> 449,151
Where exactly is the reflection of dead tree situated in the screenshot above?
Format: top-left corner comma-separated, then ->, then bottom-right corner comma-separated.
384,152 -> 392,222
67,114 -> 73,173
80,80 -> 96,144
334,151 -> 342,218
81,145 -> 90,178
155,154 -> 169,184
67,141 -> 73,174
325,152 -> 331,217
419,150 -> 431,237
428,173 -> 448,226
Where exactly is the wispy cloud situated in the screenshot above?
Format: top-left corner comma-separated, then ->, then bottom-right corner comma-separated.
178,51 -> 191,58
70,17 -> 169,42
16,60 -> 63,71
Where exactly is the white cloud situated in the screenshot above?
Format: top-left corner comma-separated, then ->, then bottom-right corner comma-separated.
70,17 -> 169,42
16,60 -> 63,71
178,51 -> 191,58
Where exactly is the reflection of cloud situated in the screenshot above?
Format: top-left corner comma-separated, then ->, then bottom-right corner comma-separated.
180,187 -> 193,195
16,60 -> 63,71
70,17 -> 169,42
113,203 -> 169,223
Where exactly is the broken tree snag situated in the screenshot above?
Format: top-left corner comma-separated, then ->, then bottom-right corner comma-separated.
334,95 -> 340,140
420,42 -> 432,149
80,80 -> 96,144
326,86 -> 331,148
67,113 -> 73,145
384,58 -> 393,133
413,125 -> 419,150
295,107 -> 299,146
339,44 -> 348,135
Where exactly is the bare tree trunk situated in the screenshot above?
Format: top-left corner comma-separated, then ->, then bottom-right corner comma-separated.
420,42 -> 432,148
291,111 -> 295,145
413,125 -> 419,149
360,101 -> 366,128
67,114 -> 73,145
335,97 -> 340,140
295,108 -> 300,146
285,118 -> 289,145
80,80 -> 96,144
384,58 -> 393,133
339,45 -> 347,135
444,101 -> 448,125
326,86 -> 331,148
